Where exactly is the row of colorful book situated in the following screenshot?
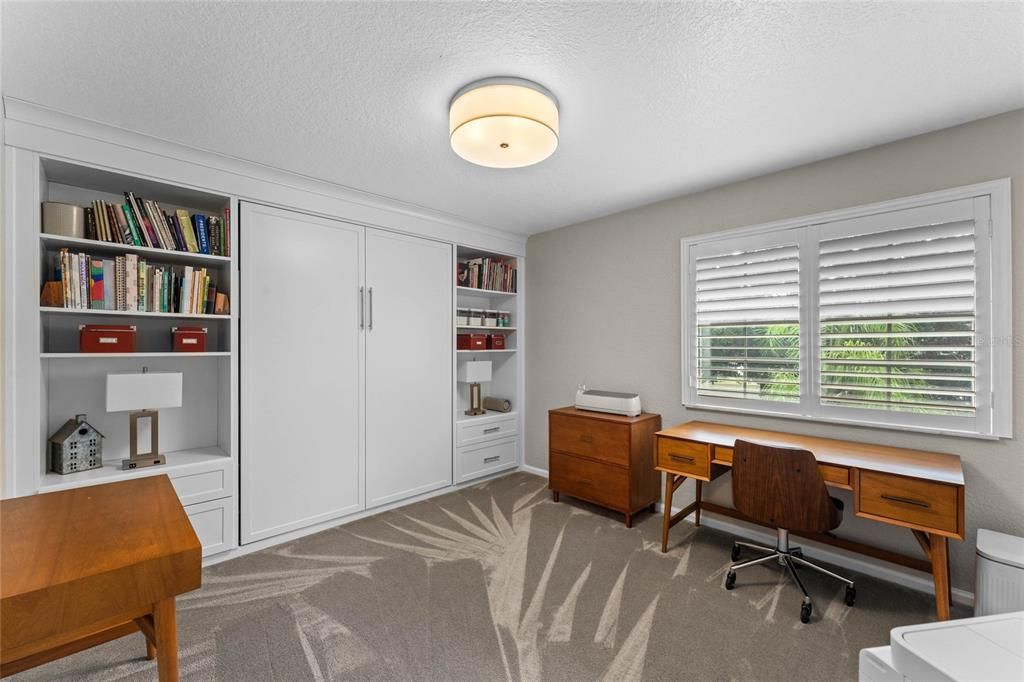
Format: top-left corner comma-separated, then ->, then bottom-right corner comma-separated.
52,248 -> 227,315
457,257 -> 517,293
82,192 -> 229,256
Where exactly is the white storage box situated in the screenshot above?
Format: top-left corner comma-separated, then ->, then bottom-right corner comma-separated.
975,529 -> 1024,616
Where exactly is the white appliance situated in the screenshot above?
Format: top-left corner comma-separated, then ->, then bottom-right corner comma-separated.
574,387 -> 642,417
976,529 -> 1024,616
859,611 -> 1024,682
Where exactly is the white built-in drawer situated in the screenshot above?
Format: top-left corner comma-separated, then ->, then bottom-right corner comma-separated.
171,467 -> 228,506
185,497 -> 236,557
457,415 -> 518,447
457,437 -> 518,483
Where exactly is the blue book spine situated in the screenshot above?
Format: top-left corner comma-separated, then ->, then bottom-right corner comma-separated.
194,214 -> 210,255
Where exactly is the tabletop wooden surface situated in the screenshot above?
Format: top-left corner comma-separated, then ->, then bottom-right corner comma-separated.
2,475 -> 201,663
656,420 -> 965,486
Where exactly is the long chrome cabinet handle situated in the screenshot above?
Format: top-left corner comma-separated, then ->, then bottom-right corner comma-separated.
368,287 -> 374,330
359,286 -> 365,329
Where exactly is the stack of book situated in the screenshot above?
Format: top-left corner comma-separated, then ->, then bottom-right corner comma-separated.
52,249 -> 226,315
82,193 -> 229,256
458,257 -> 517,293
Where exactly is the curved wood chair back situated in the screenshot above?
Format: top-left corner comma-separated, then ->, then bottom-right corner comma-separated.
731,439 -> 841,534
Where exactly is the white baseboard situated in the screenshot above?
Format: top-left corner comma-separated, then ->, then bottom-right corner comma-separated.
518,465 -> 974,608
519,463 -> 549,478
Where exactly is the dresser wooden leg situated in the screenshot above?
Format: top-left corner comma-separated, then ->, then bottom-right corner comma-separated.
648,502 -> 657,513
552,490 -> 559,502
661,475 -> 675,552
625,512 -> 632,528
153,597 -> 179,681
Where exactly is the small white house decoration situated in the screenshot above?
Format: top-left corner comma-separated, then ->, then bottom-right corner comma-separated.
48,414 -> 104,475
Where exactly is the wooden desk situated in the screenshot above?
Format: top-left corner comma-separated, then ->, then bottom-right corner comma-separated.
656,421 -> 965,621
1,475 -> 201,680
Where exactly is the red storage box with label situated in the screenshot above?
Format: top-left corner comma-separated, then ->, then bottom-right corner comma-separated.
487,334 -> 506,349
457,333 -> 487,350
80,324 -> 136,353
172,326 -> 208,352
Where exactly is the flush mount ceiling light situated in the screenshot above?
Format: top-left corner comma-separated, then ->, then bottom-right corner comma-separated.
449,77 -> 559,169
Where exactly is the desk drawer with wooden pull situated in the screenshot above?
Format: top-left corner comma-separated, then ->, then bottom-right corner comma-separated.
549,451 -> 628,510
549,413 -> 629,465
657,438 -> 710,478
457,416 -> 518,447
858,471 -> 960,535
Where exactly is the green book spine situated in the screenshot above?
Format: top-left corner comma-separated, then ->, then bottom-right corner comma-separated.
121,204 -> 143,246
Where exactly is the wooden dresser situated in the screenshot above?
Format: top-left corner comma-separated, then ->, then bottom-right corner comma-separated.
548,407 -> 661,527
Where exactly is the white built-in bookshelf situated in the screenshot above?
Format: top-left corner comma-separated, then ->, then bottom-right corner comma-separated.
454,247 -> 520,422
15,156 -> 239,526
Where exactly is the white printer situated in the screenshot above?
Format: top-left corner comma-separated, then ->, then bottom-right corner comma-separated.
574,387 -> 642,417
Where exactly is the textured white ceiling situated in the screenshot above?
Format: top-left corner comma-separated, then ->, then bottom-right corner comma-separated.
3,2 -> 1023,235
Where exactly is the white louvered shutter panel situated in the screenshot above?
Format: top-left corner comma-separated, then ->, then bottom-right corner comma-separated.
816,199 -> 977,417
694,238 -> 801,404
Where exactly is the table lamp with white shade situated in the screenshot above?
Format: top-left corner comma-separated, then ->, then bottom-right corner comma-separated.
458,360 -> 492,416
106,368 -> 182,470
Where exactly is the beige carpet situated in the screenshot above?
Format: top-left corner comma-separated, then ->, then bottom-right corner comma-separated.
14,472 -> 960,681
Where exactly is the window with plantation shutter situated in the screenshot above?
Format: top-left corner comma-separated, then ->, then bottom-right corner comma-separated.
694,241 -> 801,405
817,204 -> 977,418
681,181 -> 1012,438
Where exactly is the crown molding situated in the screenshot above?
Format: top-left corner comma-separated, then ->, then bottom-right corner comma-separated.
2,97 -> 526,255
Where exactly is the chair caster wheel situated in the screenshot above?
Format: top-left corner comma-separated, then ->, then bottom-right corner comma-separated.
800,601 -> 812,623
731,544 -> 741,561
725,571 -> 736,590
845,585 -> 857,606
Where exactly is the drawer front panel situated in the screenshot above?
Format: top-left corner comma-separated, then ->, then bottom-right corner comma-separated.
457,416 -> 518,447
657,438 -> 710,479
550,414 -> 629,465
549,451 -> 628,510
171,468 -> 228,506
713,446 -> 733,463
185,497 -> 236,557
457,437 -> 518,483
819,464 -> 851,488
858,471 -> 959,534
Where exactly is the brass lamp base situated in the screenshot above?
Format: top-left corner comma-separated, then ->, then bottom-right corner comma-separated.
464,382 -> 486,416
121,409 -> 167,470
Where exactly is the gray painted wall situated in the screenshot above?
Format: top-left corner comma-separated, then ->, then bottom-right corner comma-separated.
525,109 -> 1024,593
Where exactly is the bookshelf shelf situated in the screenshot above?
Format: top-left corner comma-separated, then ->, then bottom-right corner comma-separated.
40,233 -> 231,265
37,446 -> 230,493
456,286 -> 517,297
456,349 -> 516,354
456,325 -> 517,331
41,351 -> 230,359
40,307 -> 230,320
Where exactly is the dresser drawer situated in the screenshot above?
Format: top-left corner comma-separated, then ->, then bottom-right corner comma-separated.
457,437 -> 518,483
549,451 -> 628,510
657,438 -> 710,479
185,497 -> 236,557
550,413 -> 629,465
457,416 -> 518,447
858,471 -> 960,535
171,467 -> 229,506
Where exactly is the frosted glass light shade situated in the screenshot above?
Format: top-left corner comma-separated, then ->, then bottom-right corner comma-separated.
449,78 -> 559,169
458,361 -> 492,384
106,371 -> 183,411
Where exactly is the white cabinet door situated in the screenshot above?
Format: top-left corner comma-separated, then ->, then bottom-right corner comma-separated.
240,203 -> 364,543
365,230 -> 452,507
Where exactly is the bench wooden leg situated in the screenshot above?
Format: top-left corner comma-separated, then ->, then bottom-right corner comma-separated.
153,598 -> 179,681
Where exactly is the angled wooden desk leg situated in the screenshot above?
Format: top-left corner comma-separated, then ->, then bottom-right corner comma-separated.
133,615 -> 157,661
694,480 -> 703,527
153,598 -> 180,681
913,530 -> 952,621
660,474 -> 695,552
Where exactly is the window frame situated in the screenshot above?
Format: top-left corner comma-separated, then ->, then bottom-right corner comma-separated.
680,179 -> 1012,439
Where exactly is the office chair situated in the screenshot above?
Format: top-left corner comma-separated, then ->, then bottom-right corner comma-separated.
724,439 -> 856,623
